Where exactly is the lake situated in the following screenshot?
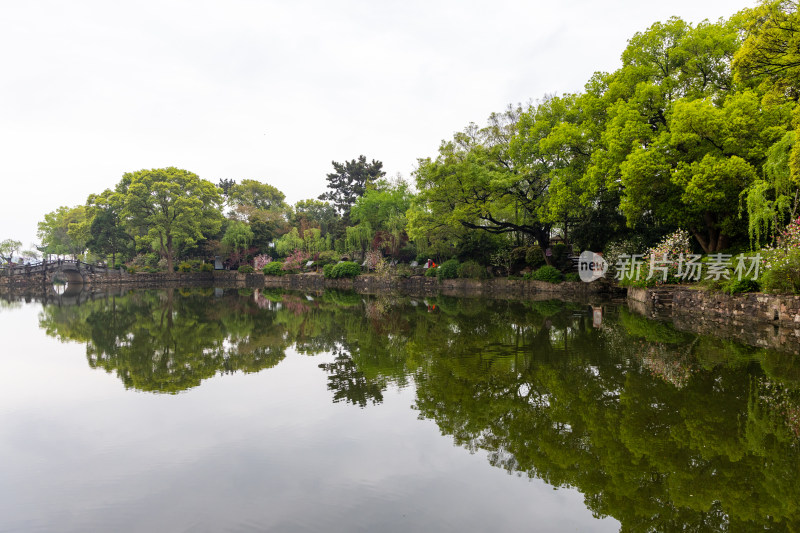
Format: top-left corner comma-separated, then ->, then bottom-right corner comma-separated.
1,287 -> 798,532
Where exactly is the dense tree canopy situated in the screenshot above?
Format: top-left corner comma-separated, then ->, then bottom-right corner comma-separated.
118,167 -> 223,271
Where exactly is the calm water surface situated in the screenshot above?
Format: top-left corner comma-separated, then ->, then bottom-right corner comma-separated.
1,288 -> 799,532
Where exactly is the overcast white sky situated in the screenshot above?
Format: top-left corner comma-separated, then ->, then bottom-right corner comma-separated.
1,0 -> 753,250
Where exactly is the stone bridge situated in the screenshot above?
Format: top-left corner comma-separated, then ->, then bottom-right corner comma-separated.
0,259 -> 110,286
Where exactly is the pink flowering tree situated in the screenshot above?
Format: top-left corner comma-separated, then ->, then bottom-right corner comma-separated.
253,254 -> 272,271
282,249 -> 310,272
761,217 -> 800,293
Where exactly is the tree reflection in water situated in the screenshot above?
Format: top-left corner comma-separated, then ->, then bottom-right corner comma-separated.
36,288 -> 800,531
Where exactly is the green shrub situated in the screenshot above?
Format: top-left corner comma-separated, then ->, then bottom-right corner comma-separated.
425,266 -> 438,277
323,263 -> 334,278
722,278 -> 760,295
238,265 -> 255,274
437,259 -> 460,279
177,262 -> 193,272
262,262 -> 284,276
127,266 -> 138,274
329,261 -> 361,279
458,260 -> 487,279
527,265 -> 563,283
200,263 -> 213,272
315,250 -> 340,267
564,272 -> 580,282
395,264 -> 413,278
525,246 -> 546,269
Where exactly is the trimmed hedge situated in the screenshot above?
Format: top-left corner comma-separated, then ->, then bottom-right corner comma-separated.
326,261 -> 361,279
238,265 -> 255,274
262,262 -> 284,276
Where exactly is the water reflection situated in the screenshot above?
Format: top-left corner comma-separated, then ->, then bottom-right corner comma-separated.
27,288 -> 800,531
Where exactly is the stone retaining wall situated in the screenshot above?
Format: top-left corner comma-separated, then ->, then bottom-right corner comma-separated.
628,285 -> 800,352
1,269 -> 624,301
628,286 -> 800,326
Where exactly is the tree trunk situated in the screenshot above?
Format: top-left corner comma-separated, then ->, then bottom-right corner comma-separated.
692,212 -> 726,254
166,233 -> 174,272
535,231 -> 552,266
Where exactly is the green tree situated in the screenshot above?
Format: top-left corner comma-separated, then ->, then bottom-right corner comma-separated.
275,227 -> 303,257
411,109 -> 556,263
0,238 -> 22,263
118,167 -> 223,272
228,179 -> 286,218
734,0 -> 800,101
319,155 -> 386,219
350,177 -> 414,257
292,199 -> 337,236
37,205 -> 89,258
221,220 -> 254,254
217,178 -> 236,197
83,190 -> 132,266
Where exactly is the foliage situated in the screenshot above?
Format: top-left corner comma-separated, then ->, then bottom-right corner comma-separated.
363,250 -> 383,271
642,229 -> 694,283
549,243 -> 572,272
564,272 -> 580,282
319,155 -> 386,218
292,199 -> 337,236
410,107 -> 556,262
282,249 -> 310,272
85,199 -> 131,265
322,263 -> 334,278
275,228 -> 303,257
314,250 -> 340,267
351,177 -> 413,257
302,227 -> 329,254
436,259 -> 460,280
604,236 -> 649,277
722,278 -> 761,294
177,262 -> 193,272
327,261 -> 361,279
228,179 -> 286,216
760,216 -> 800,293
118,167 -> 223,272
522,246 -> 546,269
262,262 -> 284,276
200,263 -> 213,272
743,131 -> 800,248
424,266 -> 438,277
221,220 -> 254,253
238,265 -> 255,274
37,205 -> 89,257
734,0 -> 800,100
458,260 -> 487,279
0,239 -> 22,263
490,247 -> 514,277
526,265 -> 563,283
252,254 -> 273,271
345,223 -> 373,258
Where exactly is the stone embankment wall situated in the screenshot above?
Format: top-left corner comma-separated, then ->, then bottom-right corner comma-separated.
628,286 -> 800,351
1,269 -> 624,300
262,273 -> 624,299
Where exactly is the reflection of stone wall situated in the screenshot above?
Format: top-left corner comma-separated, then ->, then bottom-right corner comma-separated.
259,274 -> 626,298
628,286 -> 800,353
